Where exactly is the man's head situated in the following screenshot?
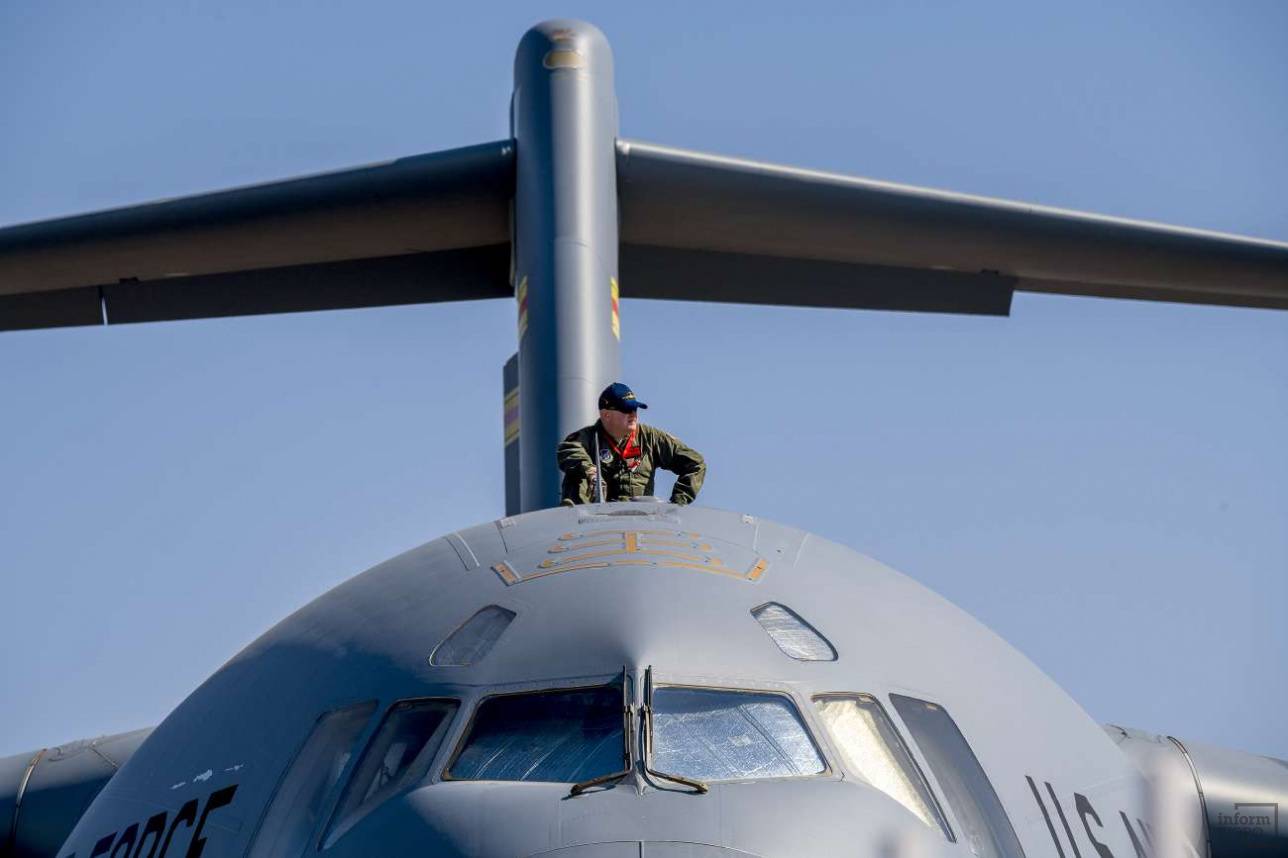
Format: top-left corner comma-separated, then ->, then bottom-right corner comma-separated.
598,382 -> 646,440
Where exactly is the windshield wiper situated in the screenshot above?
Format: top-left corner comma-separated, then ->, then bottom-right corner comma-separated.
569,669 -> 635,797
642,667 -> 708,794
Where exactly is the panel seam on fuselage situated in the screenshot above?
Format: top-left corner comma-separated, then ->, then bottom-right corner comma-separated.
7,747 -> 46,854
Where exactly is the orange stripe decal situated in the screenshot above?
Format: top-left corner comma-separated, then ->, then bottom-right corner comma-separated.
610,277 -> 620,339
516,276 -> 529,339
503,388 -> 520,445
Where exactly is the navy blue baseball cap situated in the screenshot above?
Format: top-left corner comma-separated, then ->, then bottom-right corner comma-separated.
598,382 -> 648,411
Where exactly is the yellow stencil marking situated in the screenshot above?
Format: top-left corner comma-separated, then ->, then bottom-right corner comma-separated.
539,547 -> 723,569
626,538 -> 703,550
492,562 -> 520,586
660,561 -> 753,578
559,530 -> 699,541
536,559 -> 653,575
498,530 -> 769,585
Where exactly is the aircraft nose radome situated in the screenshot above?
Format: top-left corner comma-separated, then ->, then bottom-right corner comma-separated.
530,845 -> 760,857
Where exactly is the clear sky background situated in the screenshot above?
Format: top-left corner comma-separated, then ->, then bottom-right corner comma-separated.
1,1 -> 1285,761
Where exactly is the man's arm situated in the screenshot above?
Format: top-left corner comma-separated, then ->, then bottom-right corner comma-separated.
648,427 -> 706,505
557,430 -> 596,476
557,429 -> 597,505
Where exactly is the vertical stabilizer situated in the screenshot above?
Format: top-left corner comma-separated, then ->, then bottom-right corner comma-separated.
512,20 -> 622,511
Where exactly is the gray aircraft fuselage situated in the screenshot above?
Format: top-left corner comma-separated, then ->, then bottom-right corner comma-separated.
49,502 -> 1150,858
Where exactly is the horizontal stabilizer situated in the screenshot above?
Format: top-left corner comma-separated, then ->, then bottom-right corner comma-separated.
0,140 -> 514,330
617,139 -> 1288,311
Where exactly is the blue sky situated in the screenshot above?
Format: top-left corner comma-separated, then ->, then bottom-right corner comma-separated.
1,1 -> 1285,761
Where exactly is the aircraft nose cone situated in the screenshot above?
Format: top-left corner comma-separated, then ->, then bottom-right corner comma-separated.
531,844 -> 760,857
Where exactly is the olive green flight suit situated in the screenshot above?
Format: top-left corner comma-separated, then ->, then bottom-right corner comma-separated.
557,422 -> 706,505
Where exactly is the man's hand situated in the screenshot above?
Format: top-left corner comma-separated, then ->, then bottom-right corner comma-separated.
583,464 -> 598,480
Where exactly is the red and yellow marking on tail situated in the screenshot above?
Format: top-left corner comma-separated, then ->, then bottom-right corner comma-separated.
610,277 -> 620,339
516,275 -> 529,339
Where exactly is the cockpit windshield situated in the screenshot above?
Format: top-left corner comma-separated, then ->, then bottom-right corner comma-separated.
447,685 -> 625,783
445,681 -> 827,788
650,687 -> 825,782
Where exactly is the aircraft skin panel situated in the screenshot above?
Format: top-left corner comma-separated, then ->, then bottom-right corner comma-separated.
0,139 -> 514,329
616,138 -> 1288,310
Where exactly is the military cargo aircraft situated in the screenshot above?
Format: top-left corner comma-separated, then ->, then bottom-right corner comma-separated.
2,17 -> 1287,858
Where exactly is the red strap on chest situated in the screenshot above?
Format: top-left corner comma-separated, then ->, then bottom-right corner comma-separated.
601,427 -> 642,469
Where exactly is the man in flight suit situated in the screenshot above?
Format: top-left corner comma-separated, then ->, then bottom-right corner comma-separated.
557,383 -> 706,506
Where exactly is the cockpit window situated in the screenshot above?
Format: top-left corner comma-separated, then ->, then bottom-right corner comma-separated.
323,699 -> 458,845
247,700 -> 375,858
814,694 -> 953,840
751,603 -> 837,661
446,685 -> 624,783
651,687 -> 825,782
890,695 -> 1026,858
430,605 -> 516,666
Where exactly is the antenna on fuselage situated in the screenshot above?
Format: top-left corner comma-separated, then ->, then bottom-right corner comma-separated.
592,431 -> 606,503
